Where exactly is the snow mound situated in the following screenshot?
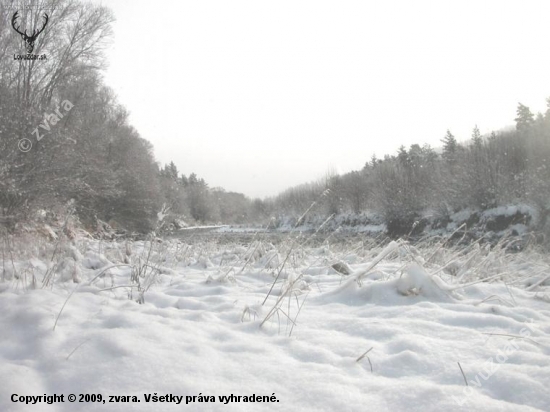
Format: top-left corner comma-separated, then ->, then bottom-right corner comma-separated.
319,263 -> 455,306
396,263 -> 453,299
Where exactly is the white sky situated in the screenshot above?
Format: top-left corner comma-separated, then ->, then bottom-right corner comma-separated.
100,0 -> 550,199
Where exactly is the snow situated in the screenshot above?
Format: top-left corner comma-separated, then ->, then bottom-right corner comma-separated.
214,225 -> 267,233
509,224 -> 529,236
1,236 -> 549,412
481,204 -> 537,220
179,225 -> 229,231
450,208 -> 476,224
355,223 -> 386,233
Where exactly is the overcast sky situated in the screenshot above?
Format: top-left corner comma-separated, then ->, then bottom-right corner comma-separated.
100,0 -> 550,199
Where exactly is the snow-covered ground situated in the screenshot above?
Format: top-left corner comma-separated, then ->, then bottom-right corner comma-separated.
1,234 -> 549,411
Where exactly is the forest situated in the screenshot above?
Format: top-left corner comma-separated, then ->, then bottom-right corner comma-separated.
1,0 -> 549,242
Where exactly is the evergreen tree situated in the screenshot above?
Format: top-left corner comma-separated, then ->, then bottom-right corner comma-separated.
180,175 -> 189,187
441,130 -> 458,164
188,173 -> 199,186
515,103 -> 534,131
167,161 -> 179,181
472,125 -> 482,148
370,154 -> 378,167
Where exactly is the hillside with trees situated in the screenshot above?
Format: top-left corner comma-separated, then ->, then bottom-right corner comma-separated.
1,1 -> 549,242
262,101 -> 550,240
0,1 -> 254,234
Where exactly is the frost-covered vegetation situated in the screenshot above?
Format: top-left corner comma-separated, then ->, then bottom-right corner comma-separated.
1,228 -> 549,411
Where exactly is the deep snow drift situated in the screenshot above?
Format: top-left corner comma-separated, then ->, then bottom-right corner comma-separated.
1,233 -> 549,411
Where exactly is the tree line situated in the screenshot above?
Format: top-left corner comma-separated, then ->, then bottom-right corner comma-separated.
0,0 -> 252,232
261,101 -> 550,236
1,1 -> 549,236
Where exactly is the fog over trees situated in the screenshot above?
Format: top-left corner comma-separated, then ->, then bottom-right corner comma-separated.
1,0 -> 549,240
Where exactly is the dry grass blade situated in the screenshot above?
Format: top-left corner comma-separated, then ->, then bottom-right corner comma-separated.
66,339 -> 91,360
261,242 -> 295,306
289,292 -> 309,337
482,332 -> 542,347
475,295 -> 515,307
526,274 -> 550,291
354,241 -> 399,285
356,347 -> 374,372
356,347 -> 373,362
53,285 -> 78,331
87,264 -> 132,285
425,223 -> 467,264
457,362 -> 468,386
